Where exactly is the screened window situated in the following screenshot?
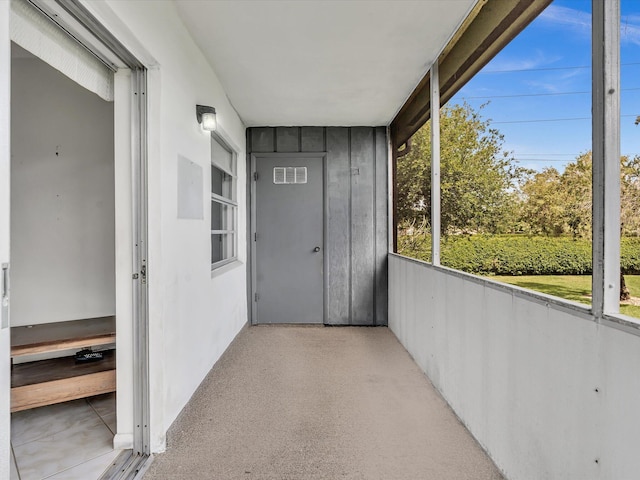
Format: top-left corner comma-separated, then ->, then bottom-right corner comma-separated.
211,133 -> 237,268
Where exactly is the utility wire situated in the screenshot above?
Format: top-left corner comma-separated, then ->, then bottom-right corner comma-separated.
492,114 -> 638,124
512,153 -> 640,163
514,159 -> 581,163
480,61 -> 640,74
516,153 -> 640,158
492,116 -> 586,124
458,87 -> 640,100
517,153 -> 640,156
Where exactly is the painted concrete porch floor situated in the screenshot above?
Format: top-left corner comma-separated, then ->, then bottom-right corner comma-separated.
144,326 -> 503,480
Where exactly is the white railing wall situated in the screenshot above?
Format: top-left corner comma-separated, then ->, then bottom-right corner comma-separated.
389,253 -> 640,480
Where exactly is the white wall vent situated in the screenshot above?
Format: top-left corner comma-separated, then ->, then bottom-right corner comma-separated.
295,167 -> 307,184
273,167 -> 307,184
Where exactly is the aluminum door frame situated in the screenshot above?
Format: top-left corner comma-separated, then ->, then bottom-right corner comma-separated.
250,152 -> 328,325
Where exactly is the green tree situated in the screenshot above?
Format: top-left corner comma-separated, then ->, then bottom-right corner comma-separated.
520,152 -> 640,239
561,152 -> 592,239
519,151 -> 640,300
519,168 -> 566,236
620,154 -> 640,301
397,103 -> 518,235
621,154 -> 640,236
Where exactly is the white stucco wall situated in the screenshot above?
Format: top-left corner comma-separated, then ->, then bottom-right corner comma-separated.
389,254 -> 640,480
0,3 -> 11,479
84,0 -> 248,452
10,55 -> 115,327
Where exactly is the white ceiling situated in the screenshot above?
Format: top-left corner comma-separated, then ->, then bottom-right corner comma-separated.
175,0 -> 476,127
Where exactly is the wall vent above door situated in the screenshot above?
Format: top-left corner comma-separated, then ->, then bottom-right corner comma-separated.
273,167 -> 307,184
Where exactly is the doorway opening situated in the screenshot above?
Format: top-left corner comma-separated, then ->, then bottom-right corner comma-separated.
9,40 -> 118,479
6,1 -> 150,478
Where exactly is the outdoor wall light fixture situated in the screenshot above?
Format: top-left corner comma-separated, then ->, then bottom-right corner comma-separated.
196,104 -> 217,132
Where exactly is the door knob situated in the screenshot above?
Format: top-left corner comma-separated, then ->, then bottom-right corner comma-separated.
313,247 -> 321,252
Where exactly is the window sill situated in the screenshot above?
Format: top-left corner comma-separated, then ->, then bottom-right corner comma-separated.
211,258 -> 243,279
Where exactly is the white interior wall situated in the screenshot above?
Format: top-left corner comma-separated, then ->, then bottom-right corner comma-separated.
10,53 -> 115,327
389,254 -> 640,480
84,0 -> 248,452
0,3 -> 11,479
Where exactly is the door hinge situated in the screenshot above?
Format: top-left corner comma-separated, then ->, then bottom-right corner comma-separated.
254,292 -> 259,302
253,172 -> 259,181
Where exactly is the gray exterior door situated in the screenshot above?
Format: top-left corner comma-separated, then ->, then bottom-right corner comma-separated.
255,156 -> 324,324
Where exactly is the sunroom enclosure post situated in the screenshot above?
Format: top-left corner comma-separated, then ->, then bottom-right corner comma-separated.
431,61 -> 441,265
592,0 -> 621,317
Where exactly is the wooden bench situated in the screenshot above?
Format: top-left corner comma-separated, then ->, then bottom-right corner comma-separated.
10,316 -> 116,412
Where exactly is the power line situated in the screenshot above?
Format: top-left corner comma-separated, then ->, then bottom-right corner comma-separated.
480,61 -> 640,74
491,114 -> 638,125
514,159 -> 578,163
493,116 -> 588,124
512,152 -> 640,163
514,152 -> 640,156
511,153 -> 583,156
458,87 -> 640,100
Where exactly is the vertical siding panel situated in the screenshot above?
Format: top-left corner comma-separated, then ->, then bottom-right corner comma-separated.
374,127 -> 388,325
250,127 -> 275,153
276,127 -> 300,152
350,127 -> 375,325
248,126 -> 386,326
326,127 -> 351,324
301,127 -> 325,152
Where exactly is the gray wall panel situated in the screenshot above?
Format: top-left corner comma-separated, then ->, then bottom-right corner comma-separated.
301,127 -> 325,152
350,127 -> 376,325
375,127 -> 388,325
276,127 -> 299,152
251,127 -> 275,153
248,126 -> 387,326
326,127 -> 351,325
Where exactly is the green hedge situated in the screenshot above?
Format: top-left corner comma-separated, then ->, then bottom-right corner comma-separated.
398,234 -> 640,276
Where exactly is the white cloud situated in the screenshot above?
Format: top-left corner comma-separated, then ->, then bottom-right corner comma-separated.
484,49 -> 561,73
621,16 -> 640,46
524,80 -> 562,94
539,5 -> 591,33
523,67 -> 588,94
558,69 -> 583,81
540,5 -> 640,46
622,13 -> 640,25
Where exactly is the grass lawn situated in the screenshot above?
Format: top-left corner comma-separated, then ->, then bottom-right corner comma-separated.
489,275 -> 640,319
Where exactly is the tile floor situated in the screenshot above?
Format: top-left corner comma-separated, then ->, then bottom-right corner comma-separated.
10,393 -> 120,480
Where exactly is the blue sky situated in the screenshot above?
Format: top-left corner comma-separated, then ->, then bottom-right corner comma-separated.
449,0 -> 640,172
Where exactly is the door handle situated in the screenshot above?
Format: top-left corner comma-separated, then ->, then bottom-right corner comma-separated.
313,247 -> 321,253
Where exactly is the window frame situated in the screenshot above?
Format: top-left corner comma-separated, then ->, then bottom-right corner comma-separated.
210,130 -> 238,270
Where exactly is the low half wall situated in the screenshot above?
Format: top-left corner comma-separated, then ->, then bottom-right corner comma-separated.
389,253 -> 640,480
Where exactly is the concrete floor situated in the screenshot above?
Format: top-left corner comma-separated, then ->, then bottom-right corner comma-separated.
144,326 -> 504,480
